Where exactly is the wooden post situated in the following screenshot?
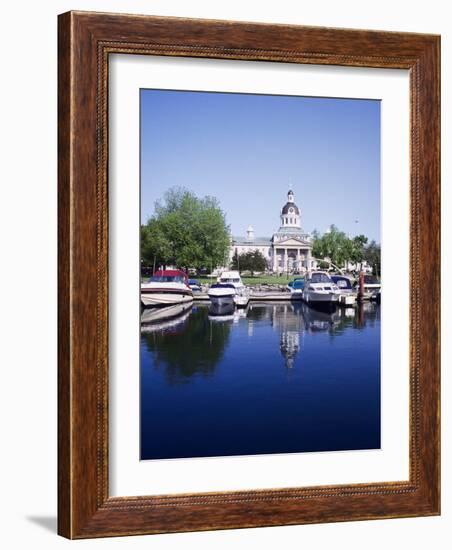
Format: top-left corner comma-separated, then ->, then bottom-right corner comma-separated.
358,271 -> 364,302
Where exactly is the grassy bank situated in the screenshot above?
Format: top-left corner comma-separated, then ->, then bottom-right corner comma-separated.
141,274 -> 300,286
196,275 -> 297,286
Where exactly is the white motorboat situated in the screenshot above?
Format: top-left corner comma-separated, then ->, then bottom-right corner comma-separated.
331,275 -> 357,306
362,275 -> 381,301
370,287 -> 381,303
287,277 -> 305,300
218,270 -> 244,289
302,271 -> 340,304
141,269 -> 193,307
234,287 -> 250,308
217,270 -> 250,307
207,283 -> 236,306
187,278 -> 202,293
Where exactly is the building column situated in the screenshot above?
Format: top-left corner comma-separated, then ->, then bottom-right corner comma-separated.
297,249 -> 301,271
284,248 -> 288,272
306,248 -> 312,272
272,248 -> 277,272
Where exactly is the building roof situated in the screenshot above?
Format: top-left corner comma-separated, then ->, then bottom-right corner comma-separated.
232,236 -> 271,246
273,227 -> 312,244
281,202 -> 300,215
274,226 -> 306,236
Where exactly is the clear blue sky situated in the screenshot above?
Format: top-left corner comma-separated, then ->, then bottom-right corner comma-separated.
141,89 -> 380,242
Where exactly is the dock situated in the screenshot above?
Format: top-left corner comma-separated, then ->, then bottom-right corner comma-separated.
194,291 -> 299,303
194,288 -> 368,307
250,292 -> 301,301
193,293 -> 210,302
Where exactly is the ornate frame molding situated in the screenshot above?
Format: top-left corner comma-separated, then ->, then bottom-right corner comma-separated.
58,11 -> 440,538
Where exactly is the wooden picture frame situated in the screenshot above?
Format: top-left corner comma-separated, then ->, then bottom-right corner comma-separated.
58,11 -> 440,538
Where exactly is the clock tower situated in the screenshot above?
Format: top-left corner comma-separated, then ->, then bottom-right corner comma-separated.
280,189 -> 301,229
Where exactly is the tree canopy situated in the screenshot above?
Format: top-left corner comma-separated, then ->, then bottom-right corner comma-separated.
141,187 -> 230,270
312,225 -> 371,269
363,240 -> 381,277
231,249 -> 267,274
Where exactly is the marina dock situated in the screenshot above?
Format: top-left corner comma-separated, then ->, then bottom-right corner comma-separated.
194,290 -> 368,306
194,291 -> 301,303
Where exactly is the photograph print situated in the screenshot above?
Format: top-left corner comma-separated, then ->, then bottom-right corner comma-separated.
140,89 -> 381,461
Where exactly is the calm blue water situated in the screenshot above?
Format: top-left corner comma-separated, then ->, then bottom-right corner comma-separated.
140,301 -> 381,460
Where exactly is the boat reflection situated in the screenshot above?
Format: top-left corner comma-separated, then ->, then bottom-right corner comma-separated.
141,305 -> 232,384
208,301 -> 235,322
300,302 -> 340,332
140,302 -> 192,333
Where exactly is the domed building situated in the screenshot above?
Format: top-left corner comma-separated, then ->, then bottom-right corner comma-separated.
230,190 -> 314,273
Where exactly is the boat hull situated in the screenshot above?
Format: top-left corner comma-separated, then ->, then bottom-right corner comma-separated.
338,293 -> 357,306
208,286 -> 236,307
234,296 -> 249,307
234,289 -> 250,307
141,290 -> 193,307
289,290 -> 304,301
303,291 -> 339,304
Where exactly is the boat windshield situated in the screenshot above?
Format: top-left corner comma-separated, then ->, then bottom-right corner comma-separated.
150,275 -> 186,283
220,278 -> 241,283
310,273 -> 331,283
211,283 -> 235,289
331,277 -> 352,289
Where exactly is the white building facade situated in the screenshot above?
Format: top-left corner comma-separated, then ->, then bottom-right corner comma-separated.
230,190 -> 314,274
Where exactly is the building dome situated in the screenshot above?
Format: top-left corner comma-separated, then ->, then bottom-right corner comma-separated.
280,189 -> 301,229
281,202 -> 300,215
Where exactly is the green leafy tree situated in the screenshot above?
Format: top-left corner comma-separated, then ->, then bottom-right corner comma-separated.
247,250 -> 267,274
141,187 -> 230,271
232,249 -> 267,275
311,229 -> 321,241
312,226 -> 370,269
349,235 -> 368,264
231,249 -> 240,270
312,225 -> 351,267
364,240 -> 381,277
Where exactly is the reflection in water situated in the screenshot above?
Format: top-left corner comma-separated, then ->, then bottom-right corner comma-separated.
208,301 -> 235,321
140,302 -> 192,333
250,303 -> 305,370
141,301 -> 381,460
141,305 -> 231,384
